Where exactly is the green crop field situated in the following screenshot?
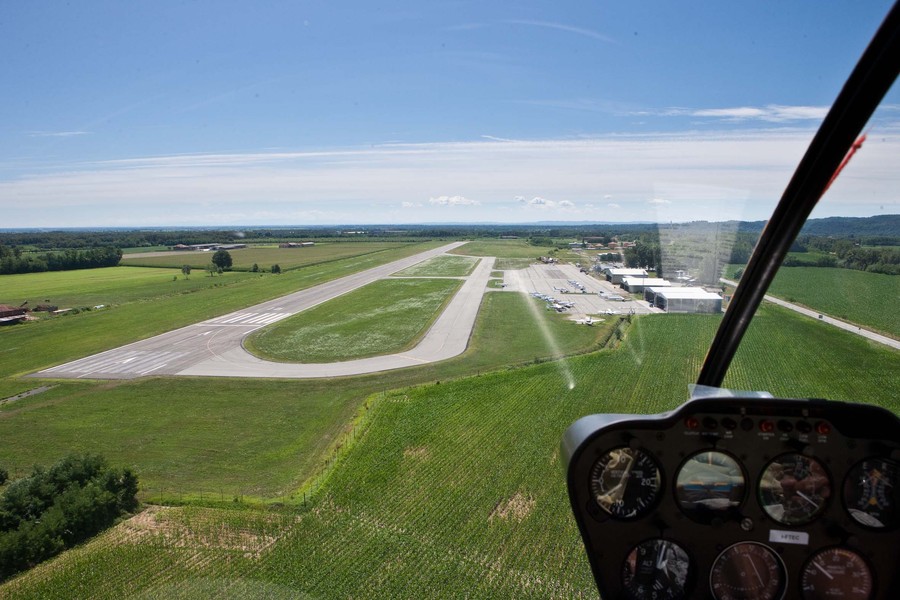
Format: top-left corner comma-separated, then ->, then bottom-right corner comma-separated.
725,265 -> 898,338
392,255 -> 479,277
3,305 -> 897,599
1,266 -> 256,310
121,241 -> 418,271
245,278 -> 462,363
450,239 -> 554,259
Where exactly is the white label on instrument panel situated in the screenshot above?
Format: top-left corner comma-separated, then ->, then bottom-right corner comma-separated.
769,530 -> 809,545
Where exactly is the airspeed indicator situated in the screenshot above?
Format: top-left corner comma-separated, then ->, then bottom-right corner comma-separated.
590,447 -> 662,519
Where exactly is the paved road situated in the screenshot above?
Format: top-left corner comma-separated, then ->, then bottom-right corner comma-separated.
35,242 -> 495,380
721,278 -> 900,350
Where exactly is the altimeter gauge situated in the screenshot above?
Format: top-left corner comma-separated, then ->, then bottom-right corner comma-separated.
622,539 -> 690,600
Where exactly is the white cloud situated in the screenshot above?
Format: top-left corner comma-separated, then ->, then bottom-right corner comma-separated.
517,196 -> 577,210
636,104 -> 829,123
648,198 -> 671,205
693,105 -> 828,122
429,195 -> 479,206
28,130 -> 91,138
4,128 -> 898,227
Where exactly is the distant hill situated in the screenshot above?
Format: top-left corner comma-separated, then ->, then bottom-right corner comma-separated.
737,215 -> 899,238
801,214 -> 900,237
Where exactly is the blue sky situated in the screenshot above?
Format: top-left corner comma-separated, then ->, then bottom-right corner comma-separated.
2,1 -> 898,227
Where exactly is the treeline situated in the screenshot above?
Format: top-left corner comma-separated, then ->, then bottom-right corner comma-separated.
738,214 -> 900,238
0,224 -> 663,250
0,246 -> 122,275
0,454 -> 138,582
790,235 -> 900,275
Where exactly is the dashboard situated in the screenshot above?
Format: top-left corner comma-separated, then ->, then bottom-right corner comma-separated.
562,397 -> 900,599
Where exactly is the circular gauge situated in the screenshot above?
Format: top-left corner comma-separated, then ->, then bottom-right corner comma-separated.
759,453 -> 832,525
843,458 -> 900,529
800,548 -> 873,600
710,542 -> 787,600
675,451 -> 745,523
590,447 -> 662,519
622,539 -> 690,600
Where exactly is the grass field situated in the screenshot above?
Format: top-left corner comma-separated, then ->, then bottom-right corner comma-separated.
1,266 -> 256,309
2,305 -> 897,599
121,245 -> 169,254
392,255 -> 479,277
0,242 -> 441,379
0,292 -> 612,502
450,239 -> 554,259
245,278 -> 462,363
726,265 -> 898,337
121,242 -> 415,271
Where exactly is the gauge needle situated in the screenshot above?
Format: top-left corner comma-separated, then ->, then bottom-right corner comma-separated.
656,543 -> 667,570
813,561 -> 834,580
749,556 -> 764,587
611,455 -> 635,501
796,490 -> 819,508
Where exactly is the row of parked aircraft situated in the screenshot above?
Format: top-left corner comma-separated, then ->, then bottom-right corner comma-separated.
530,291 -> 575,312
531,290 -> 624,326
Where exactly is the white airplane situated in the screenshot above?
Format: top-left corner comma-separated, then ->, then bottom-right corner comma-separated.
577,316 -> 602,326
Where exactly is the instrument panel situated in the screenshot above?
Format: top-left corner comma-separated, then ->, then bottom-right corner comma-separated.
562,397 -> 900,599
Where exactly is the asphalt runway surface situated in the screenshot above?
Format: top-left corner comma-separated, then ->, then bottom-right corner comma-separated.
35,242 -> 497,380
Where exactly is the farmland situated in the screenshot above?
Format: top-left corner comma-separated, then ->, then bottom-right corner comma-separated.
121,241 -> 423,271
2,305 -> 897,599
2,266 -> 256,310
726,265 -> 899,338
0,292 -> 611,501
245,278 -> 462,363
2,236 -> 899,599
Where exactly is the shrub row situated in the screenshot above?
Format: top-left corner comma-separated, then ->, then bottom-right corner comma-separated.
0,454 -> 138,582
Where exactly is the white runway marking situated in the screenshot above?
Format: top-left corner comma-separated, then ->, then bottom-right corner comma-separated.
41,350 -> 188,377
202,312 -> 291,326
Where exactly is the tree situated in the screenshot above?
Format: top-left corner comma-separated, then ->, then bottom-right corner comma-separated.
211,250 -> 232,270
271,264 -> 281,274
181,264 -> 191,279
251,263 -> 259,273
205,263 -> 216,277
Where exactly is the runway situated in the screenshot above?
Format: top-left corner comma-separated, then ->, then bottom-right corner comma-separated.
34,242 -> 495,380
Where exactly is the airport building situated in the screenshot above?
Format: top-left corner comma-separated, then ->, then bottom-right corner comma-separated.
621,277 -> 670,293
645,287 -> 723,314
604,268 -> 648,285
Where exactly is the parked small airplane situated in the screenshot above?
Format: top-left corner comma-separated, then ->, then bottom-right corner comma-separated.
576,316 -> 602,326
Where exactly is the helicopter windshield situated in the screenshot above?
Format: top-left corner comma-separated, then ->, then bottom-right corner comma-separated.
0,2 -> 897,599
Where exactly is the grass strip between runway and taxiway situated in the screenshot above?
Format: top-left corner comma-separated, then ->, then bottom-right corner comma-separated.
244,278 -> 463,363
